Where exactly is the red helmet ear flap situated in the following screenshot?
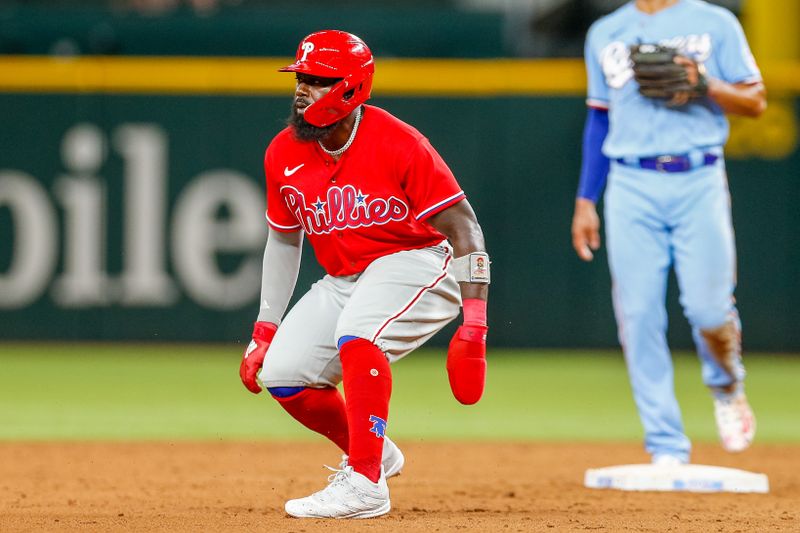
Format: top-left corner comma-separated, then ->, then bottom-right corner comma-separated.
303,70 -> 374,127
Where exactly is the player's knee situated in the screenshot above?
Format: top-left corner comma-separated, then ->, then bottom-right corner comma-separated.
259,362 -> 309,392
683,302 -> 730,330
619,305 -> 667,329
336,335 -> 363,350
267,386 -> 305,399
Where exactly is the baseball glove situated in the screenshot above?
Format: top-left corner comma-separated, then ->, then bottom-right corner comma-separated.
630,44 -> 708,103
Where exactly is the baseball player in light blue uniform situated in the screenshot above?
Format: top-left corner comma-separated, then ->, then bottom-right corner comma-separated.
571,0 -> 766,465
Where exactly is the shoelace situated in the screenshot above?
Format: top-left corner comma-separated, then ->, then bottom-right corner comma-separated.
323,464 -> 352,485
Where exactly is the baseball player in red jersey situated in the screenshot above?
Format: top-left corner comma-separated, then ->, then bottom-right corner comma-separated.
239,30 -> 491,519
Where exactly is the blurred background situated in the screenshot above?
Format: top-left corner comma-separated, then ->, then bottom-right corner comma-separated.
1,0 -> 797,349
1,0 -> 799,445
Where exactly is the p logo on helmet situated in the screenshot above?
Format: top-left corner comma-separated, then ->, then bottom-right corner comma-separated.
280,30 -> 375,128
299,41 -> 315,63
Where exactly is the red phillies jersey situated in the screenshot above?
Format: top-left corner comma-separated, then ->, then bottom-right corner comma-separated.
265,105 -> 465,276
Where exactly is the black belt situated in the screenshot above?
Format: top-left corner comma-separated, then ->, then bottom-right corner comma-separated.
616,153 -> 719,173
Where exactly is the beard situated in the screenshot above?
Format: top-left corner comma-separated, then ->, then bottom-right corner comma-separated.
287,103 -> 336,142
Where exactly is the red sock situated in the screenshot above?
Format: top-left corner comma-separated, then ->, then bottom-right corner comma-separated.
273,387 -> 350,453
340,338 -> 392,483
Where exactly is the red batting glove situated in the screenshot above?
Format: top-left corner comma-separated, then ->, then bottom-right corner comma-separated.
239,321 -> 278,394
446,324 -> 488,405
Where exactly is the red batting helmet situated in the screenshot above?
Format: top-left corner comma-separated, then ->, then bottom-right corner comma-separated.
279,30 -> 375,127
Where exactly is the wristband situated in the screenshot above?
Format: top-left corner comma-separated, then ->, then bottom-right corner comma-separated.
462,298 -> 487,326
452,252 -> 491,284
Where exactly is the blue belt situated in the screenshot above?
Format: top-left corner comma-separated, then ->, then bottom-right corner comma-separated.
616,153 -> 719,173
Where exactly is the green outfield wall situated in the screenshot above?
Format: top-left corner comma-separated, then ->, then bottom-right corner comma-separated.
0,4 -> 507,58
1,57 -> 799,349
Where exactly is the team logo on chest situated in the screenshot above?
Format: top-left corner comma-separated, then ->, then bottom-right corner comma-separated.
601,33 -> 713,89
281,184 -> 410,235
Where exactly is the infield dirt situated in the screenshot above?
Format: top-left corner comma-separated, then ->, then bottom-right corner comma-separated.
1,441 -> 797,532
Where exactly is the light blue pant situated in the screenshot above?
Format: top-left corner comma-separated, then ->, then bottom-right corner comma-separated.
604,160 -> 741,462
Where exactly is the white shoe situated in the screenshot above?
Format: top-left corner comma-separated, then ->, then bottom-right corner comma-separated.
714,393 -> 756,452
652,455 -> 686,467
285,465 -> 390,519
339,436 -> 405,479
380,436 -> 405,478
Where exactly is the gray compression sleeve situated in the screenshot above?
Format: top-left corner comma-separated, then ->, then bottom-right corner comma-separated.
255,228 -> 303,325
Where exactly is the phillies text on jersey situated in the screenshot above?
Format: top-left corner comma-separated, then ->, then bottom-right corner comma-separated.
280,184 -> 410,235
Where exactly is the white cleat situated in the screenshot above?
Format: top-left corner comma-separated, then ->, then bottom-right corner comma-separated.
380,436 -> 405,478
285,465 -> 390,519
714,393 -> 756,452
339,436 -> 405,479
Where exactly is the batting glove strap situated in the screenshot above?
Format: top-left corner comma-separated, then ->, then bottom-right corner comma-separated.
252,321 -> 278,343
457,323 -> 488,343
240,322 -> 278,394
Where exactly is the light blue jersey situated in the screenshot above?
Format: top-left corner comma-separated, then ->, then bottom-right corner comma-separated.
585,0 -> 761,158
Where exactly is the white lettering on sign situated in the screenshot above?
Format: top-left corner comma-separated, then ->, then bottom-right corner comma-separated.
0,122 -> 266,311
0,172 -> 58,308
52,124 -> 108,306
114,125 -> 177,305
172,170 -> 265,309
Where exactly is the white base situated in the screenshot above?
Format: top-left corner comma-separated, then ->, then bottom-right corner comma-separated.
584,463 -> 769,493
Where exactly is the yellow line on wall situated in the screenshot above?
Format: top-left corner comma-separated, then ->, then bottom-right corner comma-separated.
0,56 -> 797,95
745,0 -> 800,62
0,56 -> 586,95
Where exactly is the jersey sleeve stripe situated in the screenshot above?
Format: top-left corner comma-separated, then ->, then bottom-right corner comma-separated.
415,191 -> 466,221
731,75 -> 763,85
586,98 -> 609,109
266,214 -> 302,231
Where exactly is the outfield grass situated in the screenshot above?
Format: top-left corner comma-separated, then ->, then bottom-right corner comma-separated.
0,344 -> 797,442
